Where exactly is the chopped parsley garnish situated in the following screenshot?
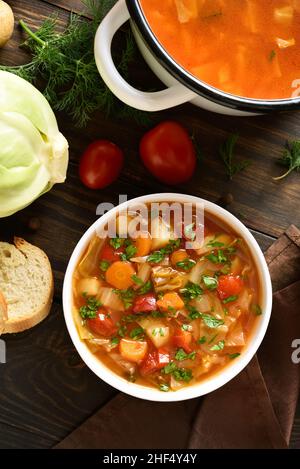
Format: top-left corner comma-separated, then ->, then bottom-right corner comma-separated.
228,353 -> 241,359
162,362 -> 193,382
206,250 -> 228,264
210,340 -> 225,351
120,244 -> 137,261
152,327 -> 165,337
187,305 -> 202,320
181,324 -> 192,332
180,281 -> 203,300
222,295 -> 238,304
151,310 -> 166,318
117,324 -> 127,337
79,294 -> 101,319
111,337 -> 120,346
147,239 -> 181,263
252,304 -> 262,316
146,251 -> 165,263
159,383 -> 170,392
162,362 -> 177,374
207,237 -> 225,248
173,368 -> 193,382
198,336 -> 207,344
187,306 -> 224,328
109,237 -> 124,250
138,280 -> 152,295
99,260 -> 110,272
129,327 -> 145,340
113,288 -> 135,309
202,275 -> 218,290
175,348 -> 196,361
131,275 -> 143,285
176,258 -> 196,271
131,275 -> 152,294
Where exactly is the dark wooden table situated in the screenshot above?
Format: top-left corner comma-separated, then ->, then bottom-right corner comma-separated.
0,0 -> 299,449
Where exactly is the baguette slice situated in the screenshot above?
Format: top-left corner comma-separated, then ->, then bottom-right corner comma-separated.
0,238 -> 54,333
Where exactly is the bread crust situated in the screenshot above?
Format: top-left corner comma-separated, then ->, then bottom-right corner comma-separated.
0,290 -> 8,334
0,238 -> 54,334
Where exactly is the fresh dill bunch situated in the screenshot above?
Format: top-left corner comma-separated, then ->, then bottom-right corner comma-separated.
0,0 -> 152,127
273,140 -> 300,181
219,134 -> 251,180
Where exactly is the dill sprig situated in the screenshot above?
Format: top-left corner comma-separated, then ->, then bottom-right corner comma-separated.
0,0 -> 152,127
273,140 -> 300,181
219,134 -> 251,180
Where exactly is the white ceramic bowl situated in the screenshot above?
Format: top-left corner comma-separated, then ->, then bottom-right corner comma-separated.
63,193 -> 272,402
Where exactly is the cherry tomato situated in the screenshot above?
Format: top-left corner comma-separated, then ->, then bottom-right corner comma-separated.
217,275 -> 243,300
140,348 -> 170,376
87,307 -> 117,337
100,243 -> 124,263
79,140 -> 124,189
133,294 -> 157,313
139,121 -> 197,185
172,328 -> 193,353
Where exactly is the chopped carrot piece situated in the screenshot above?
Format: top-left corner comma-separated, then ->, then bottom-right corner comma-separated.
157,292 -> 184,311
105,261 -> 135,290
170,249 -> 188,266
134,236 -> 152,257
119,339 -> 148,363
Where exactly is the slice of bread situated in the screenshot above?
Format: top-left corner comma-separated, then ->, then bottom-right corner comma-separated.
0,238 -> 54,333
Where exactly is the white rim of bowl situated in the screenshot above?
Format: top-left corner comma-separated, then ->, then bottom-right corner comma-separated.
63,193 -> 273,402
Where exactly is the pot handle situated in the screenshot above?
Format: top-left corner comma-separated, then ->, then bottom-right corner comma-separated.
94,0 -> 195,112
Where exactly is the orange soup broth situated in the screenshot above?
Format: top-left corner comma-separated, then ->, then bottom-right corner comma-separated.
73,208 -> 262,390
140,0 -> 300,99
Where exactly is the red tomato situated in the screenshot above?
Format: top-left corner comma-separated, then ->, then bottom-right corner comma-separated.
139,121 -> 197,185
133,294 -> 157,313
217,275 -> 243,300
140,348 -> 170,376
172,328 -> 192,353
87,308 -> 117,337
100,244 -> 124,262
79,140 -> 124,189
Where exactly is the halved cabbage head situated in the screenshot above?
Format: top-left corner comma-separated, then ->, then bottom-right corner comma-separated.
0,71 -> 69,217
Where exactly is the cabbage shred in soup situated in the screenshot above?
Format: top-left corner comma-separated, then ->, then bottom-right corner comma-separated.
139,0 -> 300,99
73,203 -> 262,392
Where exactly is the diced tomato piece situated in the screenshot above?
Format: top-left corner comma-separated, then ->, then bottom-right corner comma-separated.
133,293 -> 157,313
140,348 -> 170,376
217,275 -> 243,300
172,328 -> 192,353
100,243 -> 124,262
87,307 -> 117,337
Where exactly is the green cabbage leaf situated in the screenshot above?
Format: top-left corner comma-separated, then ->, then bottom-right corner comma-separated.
0,71 -> 69,217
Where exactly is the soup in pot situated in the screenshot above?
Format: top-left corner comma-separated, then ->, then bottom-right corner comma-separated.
72,204 -> 262,392
140,0 -> 300,99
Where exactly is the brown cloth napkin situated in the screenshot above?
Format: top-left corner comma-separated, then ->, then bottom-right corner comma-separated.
55,225 -> 300,449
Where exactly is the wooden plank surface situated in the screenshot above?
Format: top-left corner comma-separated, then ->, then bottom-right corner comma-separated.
0,0 -> 299,449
